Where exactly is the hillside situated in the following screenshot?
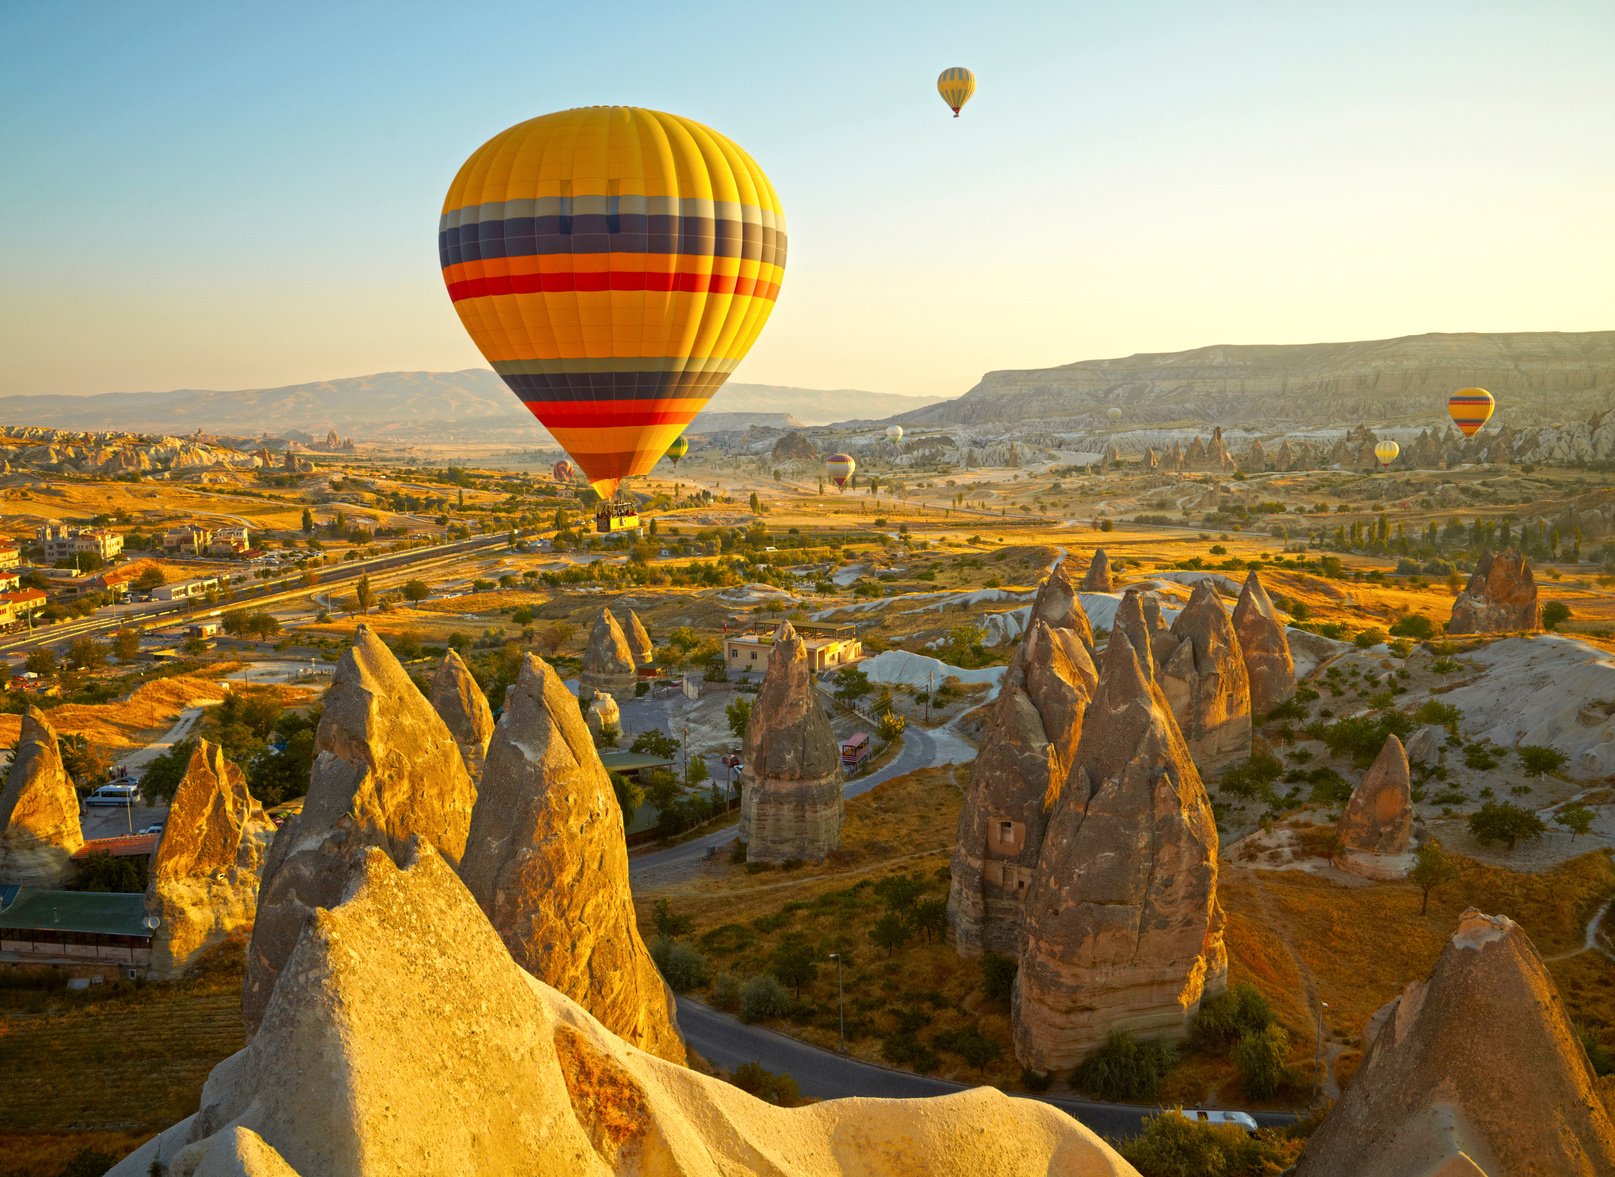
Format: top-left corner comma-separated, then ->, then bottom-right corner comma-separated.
0,373 -> 938,442
897,331 -> 1615,431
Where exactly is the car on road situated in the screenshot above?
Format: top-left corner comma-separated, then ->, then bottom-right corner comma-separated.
139,821 -> 166,835
1168,1108 -> 1259,1135
85,783 -> 142,806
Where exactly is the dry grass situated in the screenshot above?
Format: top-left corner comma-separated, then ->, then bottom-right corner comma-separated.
0,1130 -> 151,1177
0,670 -> 236,752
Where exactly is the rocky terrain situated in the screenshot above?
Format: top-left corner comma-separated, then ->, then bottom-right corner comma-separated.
1333,734 -> 1416,881
146,740 -> 276,979
580,609 -> 638,700
1231,571 -> 1297,717
0,706 -> 81,887
1155,580 -> 1253,771
0,426 -> 266,477
1296,910 -> 1615,1176
738,622 -> 845,864
429,650 -> 495,782
460,655 -> 684,1063
622,610 -> 654,667
1448,548 -> 1540,634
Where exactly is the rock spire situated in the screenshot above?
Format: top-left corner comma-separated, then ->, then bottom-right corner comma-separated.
0,706 -> 81,887
429,649 -> 495,781
1081,549 -> 1112,593
1333,734 -> 1415,879
1447,549 -> 1540,633
1156,580 -> 1253,771
580,608 -> 638,699
623,610 -> 654,666
1231,571 -> 1296,717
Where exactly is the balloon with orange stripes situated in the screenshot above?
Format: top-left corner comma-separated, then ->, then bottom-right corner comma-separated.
440,107 -> 786,498
1446,388 -> 1495,438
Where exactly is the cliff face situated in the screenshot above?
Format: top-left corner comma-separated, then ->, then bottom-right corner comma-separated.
0,707 -> 82,887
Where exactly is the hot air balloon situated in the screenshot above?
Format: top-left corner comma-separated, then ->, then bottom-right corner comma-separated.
826,453 -> 856,491
1374,439 -> 1400,468
1447,388 -> 1495,438
886,425 -> 904,443
937,67 -> 975,117
1107,407 -> 1123,423
665,435 -> 689,468
552,459 -> 574,484
439,107 -> 786,504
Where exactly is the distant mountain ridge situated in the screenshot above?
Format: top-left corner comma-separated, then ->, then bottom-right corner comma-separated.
0,371 -> 941,442
896,331 -> 1615,432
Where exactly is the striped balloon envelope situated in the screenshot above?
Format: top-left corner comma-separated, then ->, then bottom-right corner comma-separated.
1447,388 -> 1495,438
826,453 -> 856,490
552,459 -> 574,484
937,67 -> 976,117
1373,439 -> 1400,467
664,435 -> 689,467
440,107 -> 786,498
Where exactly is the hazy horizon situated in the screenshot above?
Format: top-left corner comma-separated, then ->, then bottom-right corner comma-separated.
3,0 -> 1611,399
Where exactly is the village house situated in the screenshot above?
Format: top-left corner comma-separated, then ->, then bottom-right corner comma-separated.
35,523 -> 123,563
723,620 -> 862,675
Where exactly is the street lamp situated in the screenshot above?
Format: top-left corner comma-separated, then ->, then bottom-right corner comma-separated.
1314,1000 -> 1330,1103
828,952 -> 845,1055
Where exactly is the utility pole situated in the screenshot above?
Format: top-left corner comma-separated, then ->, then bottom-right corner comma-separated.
1314,999 -> 1329,1103
925,669 -> 933,724
828,952 -> 845,1055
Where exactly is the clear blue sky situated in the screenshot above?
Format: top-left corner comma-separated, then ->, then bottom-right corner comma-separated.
2,0 -> 1611,398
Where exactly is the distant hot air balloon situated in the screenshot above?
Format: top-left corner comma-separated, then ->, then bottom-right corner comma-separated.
937,67 -> 976,117
1107,407 -> 1123,423
1374,439 -> 1400,468
552,459 -> 574,484
665,435 -> 689,468
1447,388 -> 1495,438
886,425 -> 904,443
439,107 -> 787,500
826,453 -> 856,491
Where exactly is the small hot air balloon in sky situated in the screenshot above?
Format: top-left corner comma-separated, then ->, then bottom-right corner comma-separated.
440,106 -> 786,500
1447,388 -> 1495,438
886,425 -> 904,443
937,67 -> 975,117
826,453 -> 856,491
552,459 -> 574,484
665,435 -> 689,468
1107,407 -> 1123,423
1374,439 -> 1400,469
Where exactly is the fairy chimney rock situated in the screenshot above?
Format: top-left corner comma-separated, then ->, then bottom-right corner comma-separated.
1156,580 -> 1253,771
459,655 -> 683,1062
738,622 -> 844,863
243,626 -> 477,1033
146,740 -> 276,979
1232,571 -> 1296,716
949,618 -> 1097,958
1334,734 -> 1415,879
429,649 -> 494,781
623,609 -> 654,666
1030,558 -> 1095,649
1013,633 -> 1227,1073
585,690 -> 621,741
1295,910 -> 1615,1177
106,841 -> 1143,1177
0,707 -> 82,887
1110,587 -> 1171,680
1447,549 -> 1540,634
580,608 -> 638,699
1081,549 -> 1112,593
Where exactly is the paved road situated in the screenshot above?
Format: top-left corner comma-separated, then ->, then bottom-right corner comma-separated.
676,998 -> 1298,1139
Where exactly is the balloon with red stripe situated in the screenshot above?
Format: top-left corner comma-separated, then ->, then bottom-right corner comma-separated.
1447,388 -> 1495,438
439,107 -> 787,498
826,453 -> 856,491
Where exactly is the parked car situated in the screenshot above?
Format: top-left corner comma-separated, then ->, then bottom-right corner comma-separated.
85,783 -> 142,807
1169,1108 -> 1259,1136
139,821 -> 166,835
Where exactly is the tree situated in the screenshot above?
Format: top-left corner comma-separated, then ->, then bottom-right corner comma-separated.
630,730 -> 680,760
401,579 -> 430,602
1409,839 -> 1459,914
684,755 -> 709,788
748,491 -> 762,515
1233,1023 -> 1289,1097
1518,745 -> 1568,777
66,636 -> 108,670
138,737 -> 199,805
301,507 -> 314,533
739,974 -> 792,1023
832,666 -> 873,708
869,911 -> 911,957
726,697 -> 753,741
878,709 -> 905,743
23,647 -> 58,676
874,872 -> 926,915
610,771 -> 644,822
1556,804 -> 1595,840
355,574 -> 375,614
1072,1031 -> 1174,1101
912,897 -> 948,943
770,939 -> 818,999
132,565 -> 165,591
1542,600 -> 1572,631
538,620 -> 576,656
1468,802 -> 1547,851
112,629 -> 140,661
652,898 -> 695,940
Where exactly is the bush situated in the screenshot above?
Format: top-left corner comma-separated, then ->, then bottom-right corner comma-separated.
1191,983 -> 1274,1053
652,897 -> 695,940
1518,745 -> 1568,777
739,973 -> 792,1022
933,1025 -> 1003,1071
1118,1112 -> 1279,1177
1219,747 -> 1285,800
56,1150 -> 122,1177
981,954 -> 1018,1003
1413,700 -> 1461,731
729,1060 -> 801,1105
713,972 -> 742,1011
1020,1068 -> 1053,1092
880,1030 -> 941,1072
1468,802 -> 1547,850
1542,600 -> 1571,631
650,937 -> 710,992
1071,1031 -> 1176,1101
1233,1023 -> 1290,1097
1388,613 -> 1436,639
1463,742 -> 1502,771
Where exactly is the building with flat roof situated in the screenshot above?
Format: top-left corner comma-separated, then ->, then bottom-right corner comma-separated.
0,886 -> 152,973
35,524 -> 123,563
161,524 -> 213,555
1,588 -> 46,619
151,575 -> 220,601
723,620 -> 862,675
0,542 -> 21,571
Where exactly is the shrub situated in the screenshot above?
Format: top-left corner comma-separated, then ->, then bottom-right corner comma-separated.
933,1025 -> 1003,1071
1388,613 -> 1436,639
1220,747 -> 1285,800
981,954 -> 1018,1003
1233,1023 -> 1290,1097
1518,745 -> 1568,777
650,938 -> 710,992
1071,1031 -> 1176,1101
712,972 -> 742,1012
880,1031 -> 941,1072
1119,1112 -> 1281,1177
1020,1068 -> 1053,1092
56,1150 -> 122,1177
1468,802 -> 1547,850
1414,700 -> 1462,732
739,974 -> 792,1022
1463,743 -> 1501,771
653,898 -> 695,940
1191,983 -> 1274,1053
729,1061 -> 801,1105
1542,600 -> 1571,630
869,911 -> 912,957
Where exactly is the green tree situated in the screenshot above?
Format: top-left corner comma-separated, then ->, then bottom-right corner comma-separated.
137,738 -> 198,804
23,647 -> 58,676
1542,600 -> 1571,631
401,579 -> 430,602
912,897 -> 948,943
748,491 -> 762,515
112,628 -> 140,661
538,619 -> 576,656
980,955 -> 1017,1003
652,898 -> 695,940
355,574 -> 375,614
726,697 -> 753,741
684,755 -> 709,788
1468,802 -> 1547,851
649,938 -> 709,992
1518,745 -> 1568,777
301,507 -> 314,533
1233,1023 -> 1289,1097
878,709 -> 905,743
631,729 -> 680,760
1409,838 -> 1460,914
1555,804 -> 1595,840
869,911 -> 911,957
873,873 -> 926,915
1072,1031 -> 1175,1101
610,771 -> 644,822
832,666 -> 873,708
769,939 -> 819,999
65,636 -> 108,669
132,565 -> 165,591
739,974 -> 792,1022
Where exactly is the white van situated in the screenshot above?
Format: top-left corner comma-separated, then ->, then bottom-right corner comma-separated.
1170,1108 -> 1259,1135
85,783 -> 141,807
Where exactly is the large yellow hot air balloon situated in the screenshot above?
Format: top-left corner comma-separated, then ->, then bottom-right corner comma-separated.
440,107 -> 786,499
826,453 -> 856,491
665,435 -> 689,467
937,67 -> 975,117
1447,388 -> 1495,438
1374,439 -> 1400,468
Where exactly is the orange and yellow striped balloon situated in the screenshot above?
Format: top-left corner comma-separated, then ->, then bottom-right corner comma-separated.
1447,388 -> 1495,438
937,67 -> 975,117
440,107 -> 786,497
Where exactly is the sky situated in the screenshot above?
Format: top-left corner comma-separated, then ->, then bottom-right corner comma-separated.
2,0 -> 1612,400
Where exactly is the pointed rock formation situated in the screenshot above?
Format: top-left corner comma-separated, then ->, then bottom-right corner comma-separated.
1156,580 -> 1253,771
429,650 -> 494,781
585,690 -> 621,742
1110,587 -> 1171,678
243,627 -> 477,1033
1081,549 -> 1112,593
1296,910 -> 1615,1177
460,656 -> 683,1062
1334,734 -> 1415,880
949,619 -> 1098,958
0,707 -> 81,887
111,842 -> 1140,1177
1030,558 -> 1095,648
738,623 -> 844,863
146,741 -> 276,979
1448,549 -> 1540,633
1232,571 -> 1296,716
580,608 -> 638,699
622,609 -> 654,667
1013,635 -> 1227,1072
